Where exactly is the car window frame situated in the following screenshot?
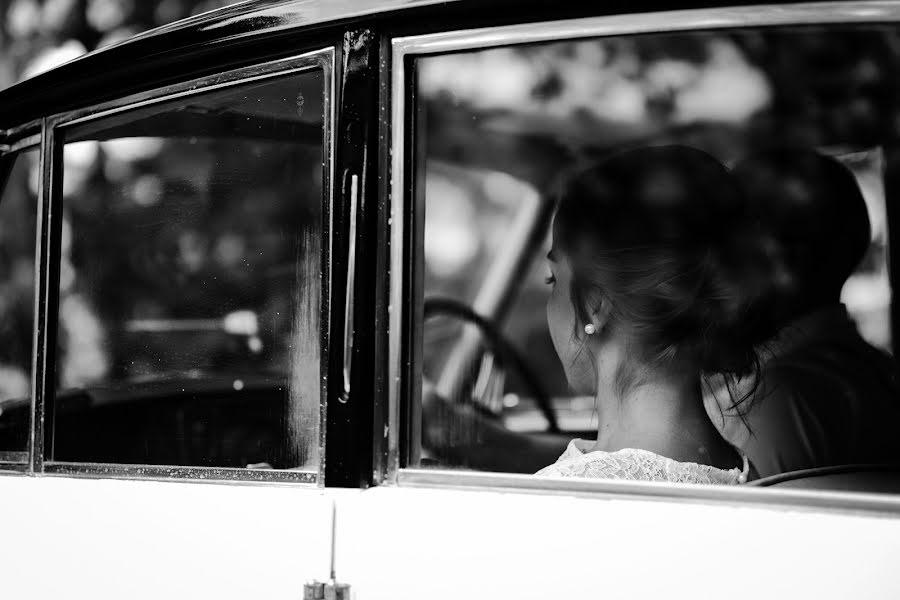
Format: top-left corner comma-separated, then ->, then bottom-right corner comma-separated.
386,0 -> 900,514
23,46 -> 337,486
0,128 -> 41,472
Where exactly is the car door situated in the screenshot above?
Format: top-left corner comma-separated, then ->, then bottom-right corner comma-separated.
331,4 -> 900,598
0,45 -> 339,599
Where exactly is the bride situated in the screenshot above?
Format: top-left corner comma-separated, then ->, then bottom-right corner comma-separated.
537,146 -> 772,484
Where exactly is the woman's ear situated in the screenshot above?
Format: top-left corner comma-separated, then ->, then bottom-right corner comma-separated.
581,294 -> 611,337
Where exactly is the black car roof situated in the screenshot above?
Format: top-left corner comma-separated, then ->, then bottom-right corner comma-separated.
0,0 -> 810,132
0,0 -> 468,130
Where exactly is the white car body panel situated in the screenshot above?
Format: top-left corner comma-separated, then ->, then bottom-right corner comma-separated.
3,475 -> 898,599
0,476 -> 331,599
339,487 -> 900,599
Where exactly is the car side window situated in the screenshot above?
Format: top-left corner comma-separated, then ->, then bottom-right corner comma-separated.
50,65 -> 327,471
406,25 -> 899,485
0,149 -> 38,466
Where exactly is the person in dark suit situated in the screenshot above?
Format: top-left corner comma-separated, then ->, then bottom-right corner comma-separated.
705,148 -> 900,478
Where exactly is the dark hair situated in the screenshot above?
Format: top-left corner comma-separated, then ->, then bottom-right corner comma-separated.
733,148 -> 871,321
553,145 -> 774,395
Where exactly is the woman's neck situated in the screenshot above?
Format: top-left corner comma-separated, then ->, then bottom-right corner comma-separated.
589,369 -> 739,469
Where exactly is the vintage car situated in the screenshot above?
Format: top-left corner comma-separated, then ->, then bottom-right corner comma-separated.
2,1 -> 900,598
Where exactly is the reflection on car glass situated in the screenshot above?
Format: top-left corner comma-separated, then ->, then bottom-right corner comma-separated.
415,27 -> 900,485
0,149 -> 38,461
49,70 -> 325,469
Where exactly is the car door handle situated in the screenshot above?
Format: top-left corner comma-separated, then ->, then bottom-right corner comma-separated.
340,174 -> 358,403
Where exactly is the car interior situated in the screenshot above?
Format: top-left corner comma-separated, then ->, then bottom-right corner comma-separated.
2,21 -> 900,494
413,28 -> 900,492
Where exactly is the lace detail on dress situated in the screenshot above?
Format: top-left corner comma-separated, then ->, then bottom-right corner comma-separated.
536,440 -> 748,485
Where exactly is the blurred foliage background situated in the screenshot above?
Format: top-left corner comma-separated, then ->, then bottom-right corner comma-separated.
0,3 -> 898,435
416,29 -> 900,422
0,0 -> 326,405
0,0 -> 232,91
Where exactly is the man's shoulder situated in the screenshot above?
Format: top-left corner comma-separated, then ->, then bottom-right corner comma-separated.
769,323 -> 896,386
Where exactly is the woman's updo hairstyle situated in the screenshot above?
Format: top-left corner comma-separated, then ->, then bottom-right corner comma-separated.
553,145 -> 774,390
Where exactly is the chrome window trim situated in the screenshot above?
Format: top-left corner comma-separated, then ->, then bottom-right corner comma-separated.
30,118 -> 52,475
398,469 -> 900,516
43,462 -> 317,484
388,0 -> 900,509
54,47 -> 333,128
0,463 -> 28,474
0,134 -> 41,156
320,45 -> 337,489
391,0 -> 900,58
0,137 -> 43,470
28,46 -> 336,485
0,119 -> 42,155
6,134 -> 41,154
0,451 -> 29,465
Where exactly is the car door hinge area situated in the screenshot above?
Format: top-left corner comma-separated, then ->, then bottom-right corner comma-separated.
303,579 -> 351,600
304,501 -> 352,599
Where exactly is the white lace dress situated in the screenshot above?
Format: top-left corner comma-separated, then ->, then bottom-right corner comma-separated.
536,439 -> 749,484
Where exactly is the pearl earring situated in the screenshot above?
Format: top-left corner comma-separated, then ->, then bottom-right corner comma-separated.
584,323 -> 596,335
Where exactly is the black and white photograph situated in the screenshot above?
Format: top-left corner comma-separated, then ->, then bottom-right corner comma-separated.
1,1 -> 900,598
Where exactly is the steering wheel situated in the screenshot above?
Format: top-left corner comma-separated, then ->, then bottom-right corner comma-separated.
423,297 -> 560,433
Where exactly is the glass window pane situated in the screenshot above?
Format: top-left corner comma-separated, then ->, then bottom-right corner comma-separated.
414,26 -> 900,485
0,149 -> 38,464
53,68 -> 325,470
